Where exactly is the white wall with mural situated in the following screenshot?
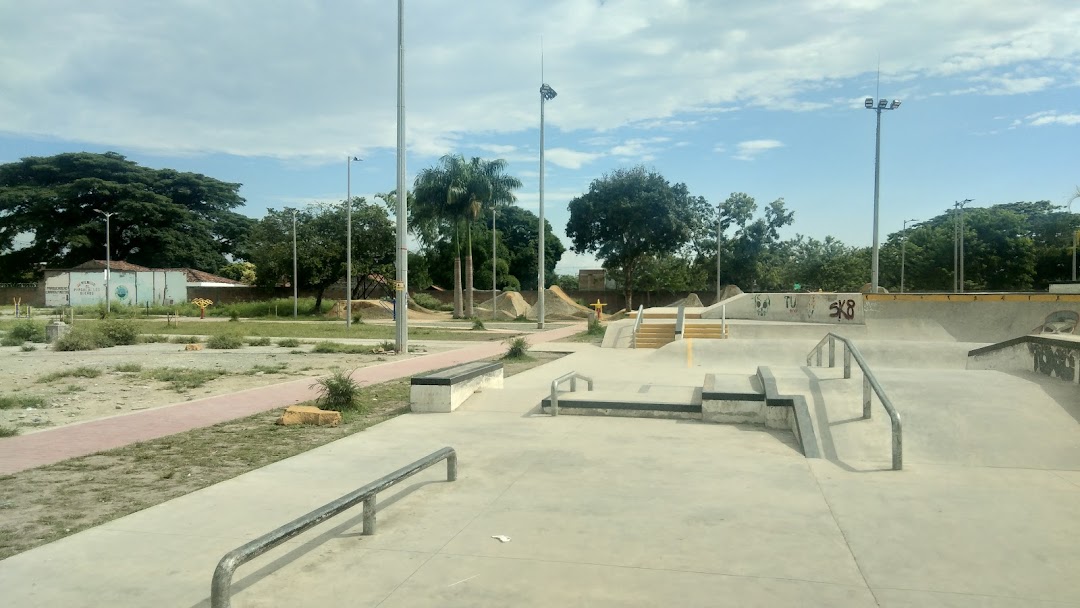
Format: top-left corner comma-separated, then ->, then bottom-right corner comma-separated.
703,292 -> 865,324
45,270 -> 188,307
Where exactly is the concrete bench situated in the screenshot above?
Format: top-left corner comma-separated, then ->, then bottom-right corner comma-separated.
410,361 -> 504,413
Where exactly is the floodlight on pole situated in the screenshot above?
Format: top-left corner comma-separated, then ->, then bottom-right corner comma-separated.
93,209 -> 115,313
900,218 -> 918,294
537,82 -> 556,329
864,96 -> 902,293
292,209 -> 298,318
346,156 -> 361,328
958,198 -> 972,292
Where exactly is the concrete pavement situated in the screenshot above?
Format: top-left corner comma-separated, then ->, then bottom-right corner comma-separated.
2,329 -> 1079,606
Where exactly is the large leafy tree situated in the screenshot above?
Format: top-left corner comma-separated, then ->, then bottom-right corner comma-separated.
243,198 -> 394,312
0,152 -> 252,279
566,166 -> 709,309
411,155 -> 521,317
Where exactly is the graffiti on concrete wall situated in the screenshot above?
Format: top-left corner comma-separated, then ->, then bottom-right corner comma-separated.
829,298 -> 856,321
784,295 -> 798,314
754,295 -> 771,317
0,283 -> 37,288
806,294 -> 818,319
1029,342 -> 1077,381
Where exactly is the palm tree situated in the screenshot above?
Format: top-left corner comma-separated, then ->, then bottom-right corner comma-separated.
462,157 -> 522,317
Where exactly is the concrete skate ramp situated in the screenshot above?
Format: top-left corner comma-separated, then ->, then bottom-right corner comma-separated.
725,318 -> 954,342
866,294 -> 1080,343
658,338 -> 979,371
968,334 -> 1080,383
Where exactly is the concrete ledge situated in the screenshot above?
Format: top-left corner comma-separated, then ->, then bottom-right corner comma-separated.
702,373 -> 766,424
756,367 -> 820,459
968,334 -> 1080,384
410,363 -> 504,413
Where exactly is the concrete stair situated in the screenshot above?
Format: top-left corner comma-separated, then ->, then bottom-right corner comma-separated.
634,323 -> 676,348
684,323 -> 729,339
643,310 -> 702,320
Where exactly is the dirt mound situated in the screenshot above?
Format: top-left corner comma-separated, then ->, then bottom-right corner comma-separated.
860,283 -> 889,294
717,285 -> 744,301
327,299 -> 395,319
665,293 -> 703,307
489,291 -> 531,320
527,286 -> 594,320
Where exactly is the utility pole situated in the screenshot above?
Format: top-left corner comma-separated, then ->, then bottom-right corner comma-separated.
394,0 -> 409,353
292,209 -> 298,318
93,209 -> 115,313
956,199 -> 972,293
900,218 -> 917,293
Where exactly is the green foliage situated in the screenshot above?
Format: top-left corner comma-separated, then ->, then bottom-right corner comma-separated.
243,198 -> 395,312
378,340 -> 395,352
471,318 -> 486,330
0,152 -> 253,277
567,166 -> 712,309
503,336 -> 530,359
20,344 -> 36,352
38,366 -> 103,383
587,317 -> 605,336
8,321 -> 46,344
555,274 -> 579,291
142,367 -> 227,391
206,333 -> 244,349
0,335 -> 21,347
411,292 -> 444,310
169,335 -> 202,344
217,261 -> 257,285
311,341 -> 375,354
140,334 -> 169,343
276,338 -> 301,348
246,363 -> 288,375
0,394 -> 47,409
246,336 -> 272,346
228,308 -> 241,322
113,363 -> 142,373
53,327 -> 106,351
0,425 -> 17,437
311,369 -> 362,411
352,311 -> 363,325
97,319 -> 139,346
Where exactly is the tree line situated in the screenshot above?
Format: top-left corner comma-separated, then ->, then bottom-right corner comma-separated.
1,152 -> 1076,313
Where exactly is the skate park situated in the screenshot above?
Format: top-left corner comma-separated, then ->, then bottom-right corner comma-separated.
1,292 -> 1079,607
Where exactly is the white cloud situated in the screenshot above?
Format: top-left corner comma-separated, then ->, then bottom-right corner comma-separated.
544,147 -> 603,169
734,139 -> 784,161
1025,111 -> 1080,126
0,1 -> 1078,160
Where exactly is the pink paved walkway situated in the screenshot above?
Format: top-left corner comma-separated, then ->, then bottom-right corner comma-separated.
0,324 -> 584,475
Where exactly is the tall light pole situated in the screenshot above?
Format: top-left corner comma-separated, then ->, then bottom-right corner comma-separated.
346,156 -> 361,328
900,218 -> 918,293
394,0 -> 408,353
864,96 -> 901,293
93,209 -> 115,313
953,198 -> 972,293
292,209 -> 298,318
492,205 -> 498,321
716,206 -> 723,302
1069,188 -> 1080,282
538,82 -> 556,329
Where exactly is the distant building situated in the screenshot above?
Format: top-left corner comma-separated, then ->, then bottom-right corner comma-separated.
43,261 -> 243,307
578,269 -> 613,291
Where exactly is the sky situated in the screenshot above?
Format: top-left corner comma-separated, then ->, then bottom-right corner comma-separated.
1,0 -> 1078,276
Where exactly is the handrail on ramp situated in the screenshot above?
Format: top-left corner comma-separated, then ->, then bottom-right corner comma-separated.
548,371 -> 594,416
210,447 -> 457,608
807,334 -> 903,470
630,304 -> 644,347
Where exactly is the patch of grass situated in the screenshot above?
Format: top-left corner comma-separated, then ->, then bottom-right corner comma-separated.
503,336 -> 531,359
276,338 -> 301,347
20,344 -> 36,352
97,319 -> 139,346
472,318 -> 486,330
140,334 -> 169,343
61,385 -> 84,394
378,340 -> 395,352
206,334 -> 244,349
246,336 -> 272,347
8,320 -> 46,344
127,319 -> 517,342
38,367 -> 103,383
412,292 -> 453,312
311,369 -> 362,411
246,363 -> 288,375
113,363 -> 143,373
0,425 -> 17,438
53,327 -> 105,351
142,367 -> 228,392
0,394 -> 47,410
169,335 -> 201,344
0,335 -> 22,347
311,341 -> 377,354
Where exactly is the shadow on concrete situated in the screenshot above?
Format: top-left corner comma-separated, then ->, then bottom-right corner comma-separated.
186,478 -> 441,608
801,367 -> 887,474
1005,370 -> 1080,426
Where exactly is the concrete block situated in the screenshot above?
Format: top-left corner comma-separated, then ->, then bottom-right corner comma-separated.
45,321 -> 69,343
276,405 -> 342,427
764,404 -> 792,430
702,399 -> 765,424
410,369 -> 503,413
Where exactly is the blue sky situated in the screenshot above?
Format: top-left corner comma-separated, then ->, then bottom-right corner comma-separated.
1,0 -> 1078,275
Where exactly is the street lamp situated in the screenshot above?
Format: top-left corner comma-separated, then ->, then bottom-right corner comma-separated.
346,156 -> 361,328
953,198 -> 972,293
93,209 -> 115,313
538,82 -> 556,329
864,96 -> 901,293
292,209 -> 298,318
900,218 -> 918,293
394,0 -> 409,353
492,205 -> 498,321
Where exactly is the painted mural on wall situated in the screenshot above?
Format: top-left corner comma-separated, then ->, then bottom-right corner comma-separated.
705,292 -> 864,324
44,270 -> 187,307
1029,342 -> 1077,382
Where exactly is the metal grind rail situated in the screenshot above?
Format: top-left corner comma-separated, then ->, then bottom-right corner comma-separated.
549,371 -> 594,416
210,447 -> 457,608
807,333 -> 903,470
630,304 -> 644,347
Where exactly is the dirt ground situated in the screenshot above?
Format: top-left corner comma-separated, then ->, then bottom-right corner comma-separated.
0,341 -> 449,433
